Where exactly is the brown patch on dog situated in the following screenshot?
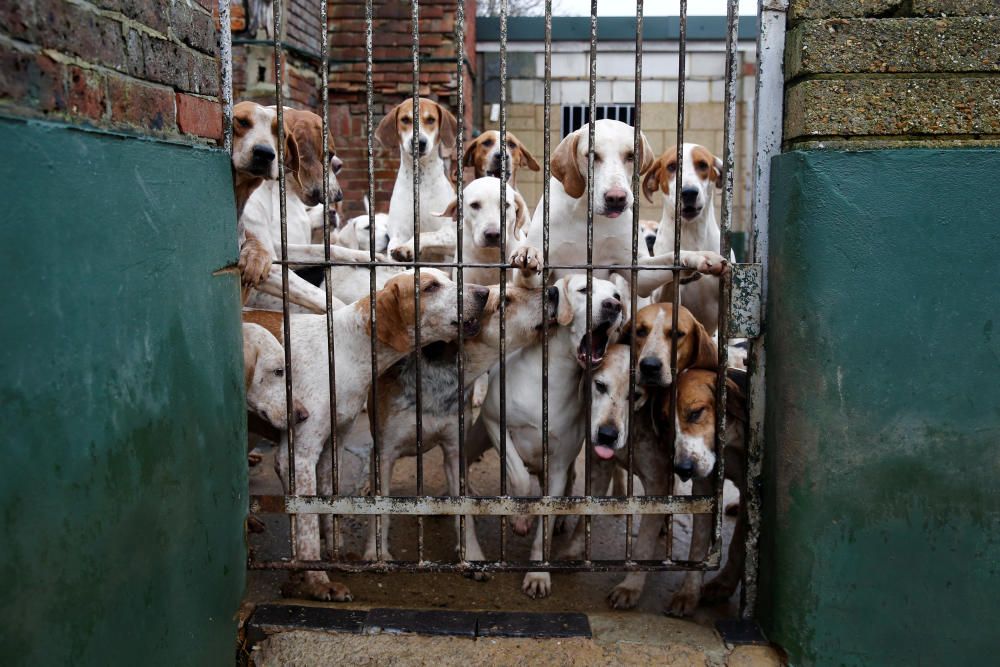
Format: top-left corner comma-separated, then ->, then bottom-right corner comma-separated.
690,144 -> 723,189
243,309 -> 284,342
551,130 -> 585,199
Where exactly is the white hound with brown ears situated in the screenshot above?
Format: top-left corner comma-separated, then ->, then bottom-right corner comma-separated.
642,143 -> 729,334
462,129 -> 541,188
516,120 -> 728,295
231,101 -> 278,294
242,323 -> 309,431
242,270 -> 490,602
376,98 -> 459,263
478,269 -> 627,599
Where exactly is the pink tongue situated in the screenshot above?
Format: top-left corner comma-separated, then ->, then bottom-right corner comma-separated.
605,211 -> 621,219
594,445 -> 615,460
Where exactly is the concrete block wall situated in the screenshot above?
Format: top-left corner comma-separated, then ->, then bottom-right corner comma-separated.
0,0 -> 222,143
784,0 -> 1000,148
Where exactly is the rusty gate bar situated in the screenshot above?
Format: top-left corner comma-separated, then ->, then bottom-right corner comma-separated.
410,0 -> 425,565
454,0 -> 468,566
217,0 -> 233,153
583,0 -> 597,564
251,559 -> 719,574
540,0 -> 553,563
497,0 -> 509,565
625,0 -> 645,564
364,0 -> 382,562
713,0 -> 741,572
319,0 -> 342,562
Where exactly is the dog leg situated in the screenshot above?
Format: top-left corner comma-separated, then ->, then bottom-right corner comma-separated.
632,250 -> 727,298
560,458 -> 613,559
363,445 -> 397,562
441,432 -> 490,581
317,445 -> 339,559
522,467 -> 569,599
483,418 -> 534,536
702,489 -> 746,604
607,471 -> 671,610
667,477 -> 713,616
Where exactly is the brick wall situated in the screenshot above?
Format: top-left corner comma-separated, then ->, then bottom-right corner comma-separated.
784,0 -> 1000,148
0,0 -> 222,143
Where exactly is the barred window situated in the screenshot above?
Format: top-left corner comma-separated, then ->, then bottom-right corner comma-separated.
561,104 -> 636,138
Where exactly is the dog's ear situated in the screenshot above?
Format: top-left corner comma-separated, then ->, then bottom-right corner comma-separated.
712,154 -> 724,189
242,329 -> 260,391
284,126 -> 303,188
617,320 -> 632,345
639,132 -> 656,175
556,276 -> 575,326
462,134 -> 482,169
512,190 -> 530,240
519,141 -> 541,172
691,319 -> 718,370
433,197 -> 459,220
375,103 -> 401,150
641,155 -> 664,203
436,102 -> 458,154
551,130 -> 585,199
371,279 -> 412,353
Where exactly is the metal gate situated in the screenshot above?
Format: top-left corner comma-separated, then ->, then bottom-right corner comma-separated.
221,0 -> 784,619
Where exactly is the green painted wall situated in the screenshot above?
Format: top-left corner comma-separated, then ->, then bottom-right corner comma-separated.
760,149 -> 1000,666
0,118 -> 246,665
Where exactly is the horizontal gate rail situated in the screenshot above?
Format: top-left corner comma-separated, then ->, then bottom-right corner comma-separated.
249,556 -> 722,574
251,494 -> 715,516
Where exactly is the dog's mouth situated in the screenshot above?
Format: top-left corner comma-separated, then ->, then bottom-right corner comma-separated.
604,207 -> 626,219
453,317 -> 482,337
645,235 -> 656,255
681,205 -> 702,220
576,320 -> 613,369
593,443 -> 617,460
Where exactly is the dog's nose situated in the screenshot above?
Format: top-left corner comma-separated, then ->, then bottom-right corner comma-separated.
294,403 -> 309,424
639,357 -> 662,376
483,229 -> 501,247
333,189 -> 344,203
601,298 -> 622,315
680,187 -> 700,205
675,459 -> 694,482
546,286 -> 559,308
597,425 -> 618,446
330,155 -> 343,174
417,136 -> 428,153
473,285 -> 490,305
252,144 -> 276,164
604,187 -> 628,210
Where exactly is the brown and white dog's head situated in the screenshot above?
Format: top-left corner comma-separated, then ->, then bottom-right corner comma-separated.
624,302 -> 717,388
666,367 -> 747,481
375,98 -> 458,161
436,177 -> 530,249
281,107 -> 344,207
553,274 -> 627,370
588,344 -> 649,460
642,143 -> 723,223
551,119 -> 654,219
242,323 -> 309,430
462,130 -> 540,185
640,219 -> 659,256
233,101 -> 278,179
475,282 -> 560,351
363,268 -> 490,353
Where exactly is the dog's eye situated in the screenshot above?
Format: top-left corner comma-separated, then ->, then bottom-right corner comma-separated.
687,408 -> 704,423
423,281 -> 440,293
401,117 -> 411,125
594,380 -> 608,394
672,329 -> 686,338
593,153 -> 603,163
697,161 -> 709,170
237,117 -> 251,129
273,368 -> 284,377
425,116 -> 435,124
504,294 -> 513,305
624,151 -> 635,162
667,163 -> 677,173
470,201 -> 481,211
483,138 -> 494,147
577,287 -> 588,294
613,292 -> 621,301
636,326 -> 650,337
507,140 -> 516,148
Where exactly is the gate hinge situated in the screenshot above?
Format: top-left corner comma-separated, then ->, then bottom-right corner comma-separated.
728,263 -> 762,339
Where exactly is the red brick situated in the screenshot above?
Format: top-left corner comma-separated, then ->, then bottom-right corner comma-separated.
108,75 -> 176,134
68,66 -> 106,120
176,92 -> 221,141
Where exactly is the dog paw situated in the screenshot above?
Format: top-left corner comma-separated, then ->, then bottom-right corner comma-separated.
509,245 -> 543,275
608,583 -> 642,609
511,515 -> 534,536
247,450 -> 264,466
464,570 -> 492,583
390,245 -> 414,263
684,251 -> 728,276
281,573 -> 354,602
239,237 -> 273,287
522,572 -> 551,599
665,588 -> 700,617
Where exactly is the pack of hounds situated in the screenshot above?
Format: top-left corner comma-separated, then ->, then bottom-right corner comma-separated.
234,98 -> 748,615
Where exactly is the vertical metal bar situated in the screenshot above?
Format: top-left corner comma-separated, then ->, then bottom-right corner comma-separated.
217,0 -> 233,153
272,0 -> 295,562
497,0 -> 509,564
713,0 -> 740,566
540,0 -> 552,563
454,0 -> 467,564
410,0 -> 424,564
744,0 -> 788,619
319,0 -> 340,561
667,0 -> 688,563
626,0 -> 644,563
364,0 -> 382,562
583,0 -> 598,562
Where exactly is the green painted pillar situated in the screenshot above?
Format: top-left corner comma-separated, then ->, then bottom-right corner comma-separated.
759,149 -> 1000,666
0,119 -> 246,665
